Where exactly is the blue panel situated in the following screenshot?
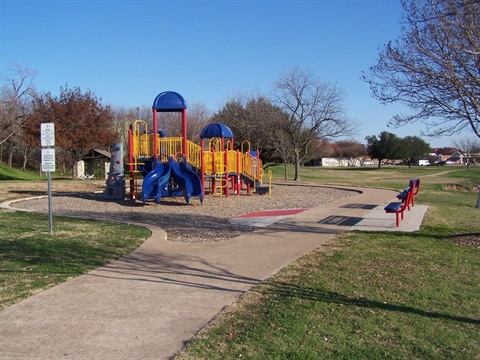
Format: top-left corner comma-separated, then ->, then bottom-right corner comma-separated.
168,157 -> 204,203
152,91 -> 187,112
141,159 -> 172,204
384,202 -> 402,212
199,122 -> 234,139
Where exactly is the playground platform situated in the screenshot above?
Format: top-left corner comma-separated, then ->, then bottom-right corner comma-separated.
0,187 -> 427,359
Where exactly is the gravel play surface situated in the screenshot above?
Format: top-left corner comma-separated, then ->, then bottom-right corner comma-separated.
9,183 -> 358,243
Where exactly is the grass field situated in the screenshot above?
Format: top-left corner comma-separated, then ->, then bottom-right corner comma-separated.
0,167 -> 150,310
176,165 -> 480,359
1,164 -> 479,358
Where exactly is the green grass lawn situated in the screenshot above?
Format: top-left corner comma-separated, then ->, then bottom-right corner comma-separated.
0,211 -> 150,310
1,164 -> 479,359
177,165 -> 480,359
0,163 -> 42,181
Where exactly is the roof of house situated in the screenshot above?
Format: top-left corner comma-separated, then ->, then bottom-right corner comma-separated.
432,147 -> 460,155
82,149 -> 112,160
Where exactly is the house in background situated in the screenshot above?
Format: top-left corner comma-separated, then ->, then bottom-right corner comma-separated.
78,149 -> 112,179
431,147 -> 464,164
320,157 -> 363,167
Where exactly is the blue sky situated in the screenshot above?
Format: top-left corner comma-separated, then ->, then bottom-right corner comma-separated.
0,0 -> 457,147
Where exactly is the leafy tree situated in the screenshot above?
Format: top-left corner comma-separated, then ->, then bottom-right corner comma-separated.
365,131 -> 404,168
26,86 -> 118,178
363,0 -> 480,139
272,66 -> 356,181
402,136 -> 431,167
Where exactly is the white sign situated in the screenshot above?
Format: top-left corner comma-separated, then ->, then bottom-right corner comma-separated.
42,148 -> 56,172
41,123 -> 55,147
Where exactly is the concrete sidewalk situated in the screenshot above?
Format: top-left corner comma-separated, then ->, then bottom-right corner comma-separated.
0,187 -> 427,359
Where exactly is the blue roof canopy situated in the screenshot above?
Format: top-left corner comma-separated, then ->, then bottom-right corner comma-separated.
200,123 -> 234,139
152,91 -> 187,112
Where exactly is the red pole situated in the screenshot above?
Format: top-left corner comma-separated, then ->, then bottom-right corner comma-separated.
182,109 -> 187,158
153,110 -> 158,162
256,150 -> 261,181
128,124 -> 135,200
223,137 -> 228,197
200,139 -> 205,197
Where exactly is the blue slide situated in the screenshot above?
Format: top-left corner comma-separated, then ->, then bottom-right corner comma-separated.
168,157 -> 204,204
142,159 -> 171,204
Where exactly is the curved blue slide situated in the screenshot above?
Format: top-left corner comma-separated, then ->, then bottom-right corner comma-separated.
168,157 -> 204,204
142,159 -> 171,204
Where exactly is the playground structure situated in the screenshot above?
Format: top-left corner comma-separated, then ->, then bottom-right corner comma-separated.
103,142 -> 126,200
128,91 -> 271,204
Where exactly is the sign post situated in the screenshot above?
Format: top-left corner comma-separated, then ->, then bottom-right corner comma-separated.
41,123 -> 55,234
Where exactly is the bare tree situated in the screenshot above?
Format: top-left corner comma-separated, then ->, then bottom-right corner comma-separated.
271,128 -> 294,180
211,93 -> 286,163
453,137 -> 480,166
112,105 -> 151,153
186,102 -> 211,142
363,0 -> 480,139
272,66 -> 356,181
0,64 -> 36,168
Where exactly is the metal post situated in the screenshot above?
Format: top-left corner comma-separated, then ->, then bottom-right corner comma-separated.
476,186 -> 480,208
47,171 -> 53,234
41,123 -> 55,234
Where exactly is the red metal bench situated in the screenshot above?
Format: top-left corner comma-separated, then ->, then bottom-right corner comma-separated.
397,178 -> 420,207
385,187 -> 413,227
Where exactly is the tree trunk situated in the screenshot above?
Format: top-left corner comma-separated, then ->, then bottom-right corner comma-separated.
293,149 -> 301,181
22,146 -> 30,172
22,153 -> 27,171
8,148 -> 13,167
72,163 -> 78,180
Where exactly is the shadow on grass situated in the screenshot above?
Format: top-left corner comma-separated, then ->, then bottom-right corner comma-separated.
261,280 -> 480,325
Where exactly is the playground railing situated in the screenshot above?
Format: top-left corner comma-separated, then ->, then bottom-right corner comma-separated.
227,150 -> 238,174
158,137 -> 183,161
241,152 -> 260,182
204,151 -> 213,175
130,132 -> 264,186
203,150 -> 227,176
131,132 -> 150,159
186,140 -> 202,169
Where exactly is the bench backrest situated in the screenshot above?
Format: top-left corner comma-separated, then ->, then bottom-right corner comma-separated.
409,178 -> 421,195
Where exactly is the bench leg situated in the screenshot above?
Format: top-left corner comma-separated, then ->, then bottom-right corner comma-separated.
396,213 -> 400,227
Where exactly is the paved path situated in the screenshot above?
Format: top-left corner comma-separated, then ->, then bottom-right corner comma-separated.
0,187 -> 426,359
